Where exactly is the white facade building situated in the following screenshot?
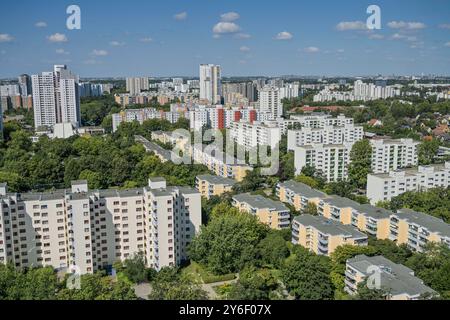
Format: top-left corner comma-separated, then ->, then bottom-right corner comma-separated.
199,64 -> 222,104
0,178 -> 201,274
370,139 -> 419,174
126,77 -> 149,95
258,86 -> 283,118
32,65 -> 80,128
229,120 -> 282,150
288,123 -> 364,151
294,143 -> 352,182
367,162 -> 450,204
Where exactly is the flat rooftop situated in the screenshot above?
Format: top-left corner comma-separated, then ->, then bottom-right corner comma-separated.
347,254 -> 435,297
294,214 -> 367,239
233,193 -> 289,212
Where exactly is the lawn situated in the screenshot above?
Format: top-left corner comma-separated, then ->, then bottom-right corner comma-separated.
182,261 -> 237,284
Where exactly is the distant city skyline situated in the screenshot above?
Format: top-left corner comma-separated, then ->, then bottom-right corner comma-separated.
1,0 -> 450,77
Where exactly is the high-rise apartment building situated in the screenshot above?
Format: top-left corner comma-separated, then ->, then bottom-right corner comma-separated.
0,178 -> 201,274
199,64 -> 222,104
18,74 -> 32,96
31,65 -> 81,128
258,86 -> 283,118
287,123 -> 364,151
370,138 -> 419,174
126,77 -> 149,95
294,143 -> 353,182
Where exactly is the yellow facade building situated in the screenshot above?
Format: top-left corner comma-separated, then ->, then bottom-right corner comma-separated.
232,193 -> 290,229
292,214 -> 368,256
195,175 -> 235,199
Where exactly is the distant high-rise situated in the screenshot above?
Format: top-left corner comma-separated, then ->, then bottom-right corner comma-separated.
258,86 -> 283,118
199,64 -> 222,104
18,74 -> 32,96
126,77 -> 149,95
32,65 -> 80,128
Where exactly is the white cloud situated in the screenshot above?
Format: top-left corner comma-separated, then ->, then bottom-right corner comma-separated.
337,49 -> 345,53
387,21 -> 426,30
336,21 -> 367,31
220,12 -> 240,22
368,34 -> 384,40
239,60 -> 247,64
110,41 -> 125,46
445,42 -> 450,47
83,59 -> 99,65
303,46 -> 320,53
56,48 -> 69,55
140,37 -> 153,42
234,33 -> 251,39
47,33 -> 67,43
212,34 -> 221,39
275,31 -> 293,40
91,49 -> 108,56
1,50 -> 6,55
240,46 -> 250,52
390,33 -> 417,42
35,21 -> 47,28
0,33 -> 14,42
174,12 -> 187,21
213,22 -> 241,34
439,24 -> 450,29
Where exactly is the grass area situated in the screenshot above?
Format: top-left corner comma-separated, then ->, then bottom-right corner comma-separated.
182,261 -> 237,284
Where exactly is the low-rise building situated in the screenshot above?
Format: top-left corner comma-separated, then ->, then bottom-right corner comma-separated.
195,175 -> 235,199
276,180 -> 326,211
191,144 -> 253,182
232,193 -> 290,229
389,209 -> 450,252
292,214 -> 368,256
367,162 -> 450,204
345,254 -> 436,299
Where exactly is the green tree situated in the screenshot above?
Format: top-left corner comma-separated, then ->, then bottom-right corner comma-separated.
122,252 -> 147,283
348,139 -> 372,189
302,202 -> 318,216
282,247 -> 334,300
228,267 -> 278,300
418,139 -> 440,165
188,210 -> 268,274
257,231 -> 290,268
148,267 -> 208,300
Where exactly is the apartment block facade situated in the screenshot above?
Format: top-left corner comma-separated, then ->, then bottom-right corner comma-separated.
292,214 -> 368,256
287,123 -> 363,151
0,178 -> 201,274
277,180 -> 450,251
229,120 -> 281,150
232,193 -> 290,230
389,209 -> 450,252
191,144 -> 252,182
276,180 -> 326,212
294,143 -> 352,182
367,162 -> 450,204
370,138 -> 419,174
195,175 -> 235,199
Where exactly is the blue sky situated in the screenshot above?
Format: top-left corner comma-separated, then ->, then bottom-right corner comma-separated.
1,0 -> 450,77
